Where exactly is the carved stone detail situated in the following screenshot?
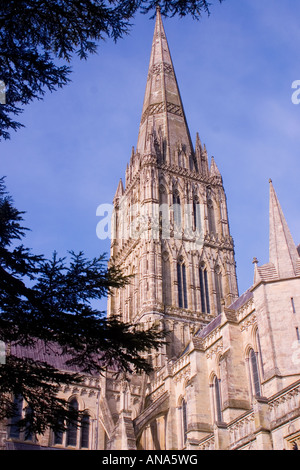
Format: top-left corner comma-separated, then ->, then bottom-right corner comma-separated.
141,101 -> 183,124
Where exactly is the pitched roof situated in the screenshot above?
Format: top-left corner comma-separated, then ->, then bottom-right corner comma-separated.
10,340 -> 105,376
196,289 -> 253,340
196,314 -> 222,339
228,289 -> 253,311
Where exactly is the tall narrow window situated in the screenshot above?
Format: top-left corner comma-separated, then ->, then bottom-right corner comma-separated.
207,199 -> 216,234
66,398 -> 79,447
250,349 -> 261,397
54,423 -> 64,446
177,263 -> 182,308
177,262 -> 188,309
159,185 -> 170,239
215,267 -> 223,315
199,266 -> 210,314
204,270 -> 210,313
80,414 -> 90,449
24,406 -> 33,441
213,377 -> 222,423
9,395 -> 23,439
173,192 -> 181,231
181,399 -> 188,444
256,330 -> 264,378
133,267 -> 139,314
193,197 -> 201,232
162,253 -> 172,306
182,265 -> 188,308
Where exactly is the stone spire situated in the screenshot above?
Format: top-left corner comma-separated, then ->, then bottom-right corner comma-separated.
136,7 -> 193,163
210,156 -> 222,179
113,178 -> 124,203
269,179 -> 299,278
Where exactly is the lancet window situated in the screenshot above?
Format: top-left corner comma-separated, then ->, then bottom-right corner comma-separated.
193,196 -> 201,232
207,190 -> 216,234
173,191 -> 182,231
199,265 -> 210,314
213,376 -> 222,423
214,266 -> 223,315
249,349 -> 261,397
177,261 -> 188,309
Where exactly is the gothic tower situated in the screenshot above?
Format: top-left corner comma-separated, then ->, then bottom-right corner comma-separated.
107,8 -> 239,365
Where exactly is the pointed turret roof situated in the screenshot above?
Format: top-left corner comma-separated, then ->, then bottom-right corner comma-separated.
210,156 -> 222,179
253,180 -> 300,284
269,179 -> 299,278
136,7 -> 193,162
113,178 -> 125,204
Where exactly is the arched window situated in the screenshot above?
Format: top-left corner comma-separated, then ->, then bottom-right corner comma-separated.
199,265 -> 210,314
213,376 -> 222,423
66,398 -> 79,447
181,398 -> 188,445
214,266 -> 223,315
162,253 -> 172,306
177,261 -> 188,309
53,399 -> 91,449
249,349 -> 261,397
132,266 -> 139,315
173,191 -> 181,231
256,329 -> 264,378
159,185 -> 170,239
80,414 -> 90,449
207,198 -> 216,234
193,197 -> 201,232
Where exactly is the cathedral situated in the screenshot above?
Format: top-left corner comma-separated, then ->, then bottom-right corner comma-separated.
2,8 -> 300,451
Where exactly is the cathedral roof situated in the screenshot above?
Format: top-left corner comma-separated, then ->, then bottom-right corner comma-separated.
196,314 -> 222,339
10,339 -> 109,376
229,289 -> 253,311
195,289 -> 253,340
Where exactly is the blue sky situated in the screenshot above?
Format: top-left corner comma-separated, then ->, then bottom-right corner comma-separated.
2,0 -> 300,304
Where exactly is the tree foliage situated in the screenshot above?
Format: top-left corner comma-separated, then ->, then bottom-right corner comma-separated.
0,177 -> 165,436
0,0 -> 223,139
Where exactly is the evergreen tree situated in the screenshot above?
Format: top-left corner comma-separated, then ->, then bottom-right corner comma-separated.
0,0 -> 223,139
0,177 -> 165,436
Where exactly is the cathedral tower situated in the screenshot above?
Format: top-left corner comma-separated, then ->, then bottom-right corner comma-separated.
108,8 -> 239,364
